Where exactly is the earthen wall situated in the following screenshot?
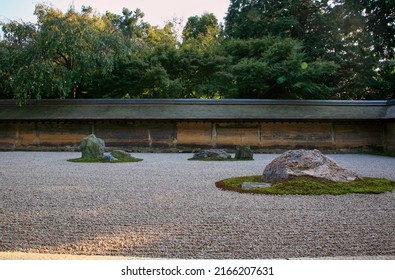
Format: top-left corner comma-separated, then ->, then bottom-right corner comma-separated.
0,120 -> 389,153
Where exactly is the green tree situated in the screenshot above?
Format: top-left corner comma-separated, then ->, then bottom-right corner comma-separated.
1,1 -> 392,102
0,40 -> 13,98
336,0 -> 395,60
105,8 -> 147,40
224,0 -> 339,54
330,0 -> 395,99
98,12 -> 226,99
90,22 -> 180,99
145,23 -> 177,47
222,37 -> 339,99
371,60 -> 395,99
182,13 -> 221,48
163,43 -> 231,98
224,0 -> 395,99
0,20 -> 37,99
1,4 -> 129,103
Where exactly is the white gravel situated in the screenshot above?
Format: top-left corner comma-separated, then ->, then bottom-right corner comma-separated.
0,152 -> 394,259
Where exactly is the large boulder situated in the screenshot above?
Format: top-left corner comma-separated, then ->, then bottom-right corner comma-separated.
262,149 -> 358,183
235,146 -> 254,160
192,149 -> 232,160
80,134 -> 105,159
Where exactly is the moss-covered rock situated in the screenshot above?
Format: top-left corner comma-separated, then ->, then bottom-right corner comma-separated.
80,134 -> 105,159
235,146 -> 254,160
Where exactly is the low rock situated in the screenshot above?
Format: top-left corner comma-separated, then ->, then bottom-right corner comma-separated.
241,182 -> 272,190
111,150 -> 131,159
103,153 -> 118,161
192,149 -> 232,160
80,134 -> 105,159
235,146 -> 254,160
262,149 -> 358,183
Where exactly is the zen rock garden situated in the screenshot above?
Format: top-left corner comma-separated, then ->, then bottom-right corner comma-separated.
72,135 -> 395,195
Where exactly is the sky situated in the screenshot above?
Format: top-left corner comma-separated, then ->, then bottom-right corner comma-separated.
0,0 -> 230,27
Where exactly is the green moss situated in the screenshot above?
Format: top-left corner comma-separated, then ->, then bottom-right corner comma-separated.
68,157 -> 143,163
216,176 -> 395,195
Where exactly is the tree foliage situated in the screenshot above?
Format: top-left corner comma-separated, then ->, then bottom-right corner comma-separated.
0,1 -> 394,102
222,37 -> 339,99
224,0 -> 395,99
1,5 -> 131,103
182,13 -> 221,49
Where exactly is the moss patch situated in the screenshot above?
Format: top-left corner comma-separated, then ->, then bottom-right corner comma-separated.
68,157 -> 143,163
216,176 -> 395,195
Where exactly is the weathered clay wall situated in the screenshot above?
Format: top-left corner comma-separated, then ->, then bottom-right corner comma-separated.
177,121 -> 385,152
176,122 -> 213,147
334,123 -> 384,150
259,122 -> 333,149
0,120 -> 388,153
0,122 -> 91,150
94,121 -> 177,148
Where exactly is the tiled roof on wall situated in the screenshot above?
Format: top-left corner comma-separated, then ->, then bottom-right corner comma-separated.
0,99 -> 393,121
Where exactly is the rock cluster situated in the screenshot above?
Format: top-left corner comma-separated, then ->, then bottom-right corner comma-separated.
80,135 -> 135,162
192,149 -> 232,160
192,147 -> 254,160
262,149 -> 358,183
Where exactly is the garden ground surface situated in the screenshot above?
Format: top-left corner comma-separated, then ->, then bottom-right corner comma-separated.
1,152 -> 394,259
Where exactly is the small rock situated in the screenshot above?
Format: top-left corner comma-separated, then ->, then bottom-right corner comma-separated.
192,149 -> 232,160
103,153 -> 118,161
241,182 -> 272,190
80,134 -> 105,159
235,146 -> 254,160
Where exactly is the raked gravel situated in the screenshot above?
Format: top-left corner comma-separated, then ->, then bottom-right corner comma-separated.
1,152 -> 394,259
